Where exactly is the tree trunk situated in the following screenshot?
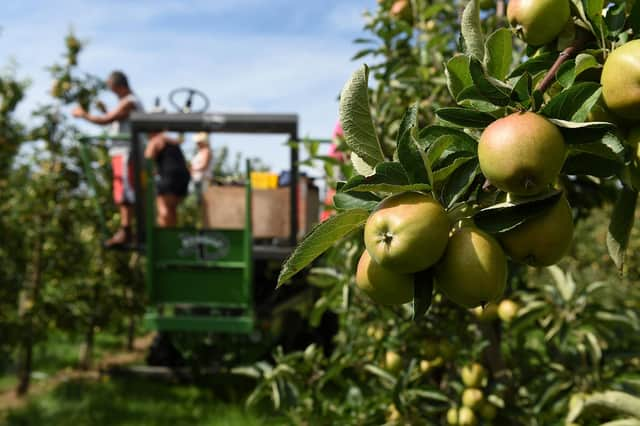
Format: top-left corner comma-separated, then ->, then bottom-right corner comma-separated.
16,226 -> 43,396
79,284 -> 100,370
127,304 -> 136,351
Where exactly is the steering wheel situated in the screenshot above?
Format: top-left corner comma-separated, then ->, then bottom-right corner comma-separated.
168,87 -> 210,113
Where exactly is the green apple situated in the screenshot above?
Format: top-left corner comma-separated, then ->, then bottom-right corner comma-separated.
385,350 -> 402,372
601,40 -> 640,121
461,363 -> 486,388
497,299 -> 519,322
499,193 -> 574,266
364,191 -> 450,273
479,112 -> 566,196
355,250 -> 414,305
458,406 -> 478,426
507,0 -> 571,46
462,388 -> 484,410
435,227 -> 508,308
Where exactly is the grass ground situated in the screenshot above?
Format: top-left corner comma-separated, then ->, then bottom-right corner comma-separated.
1,375 -> 283,426
0,332 -> 129,394
0,332 -> 285,425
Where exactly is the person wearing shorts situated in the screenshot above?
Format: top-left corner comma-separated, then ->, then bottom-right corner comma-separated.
145,132 -> 190,227
73,70 -> 144,247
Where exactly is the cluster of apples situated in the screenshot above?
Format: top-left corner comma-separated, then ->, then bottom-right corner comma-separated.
509,0 -> 640,127
355,110 -> 575,309
355,190 -> 507,309
447,363 -> 498,426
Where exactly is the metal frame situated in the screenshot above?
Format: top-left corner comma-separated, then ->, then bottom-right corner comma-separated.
129,112 -> 299,249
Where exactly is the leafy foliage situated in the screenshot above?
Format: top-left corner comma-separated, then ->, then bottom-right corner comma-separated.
269,0 -> 640,425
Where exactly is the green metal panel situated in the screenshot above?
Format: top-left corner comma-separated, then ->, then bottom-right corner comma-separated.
144,313 -> 253,333
144,160 -> 255,333
151,268 -> 249,304
153,228 -> 245,264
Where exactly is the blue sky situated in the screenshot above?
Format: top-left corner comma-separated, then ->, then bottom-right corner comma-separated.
0,0 -> 376,175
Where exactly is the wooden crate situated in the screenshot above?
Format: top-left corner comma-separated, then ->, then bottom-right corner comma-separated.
202,182 -> 319,240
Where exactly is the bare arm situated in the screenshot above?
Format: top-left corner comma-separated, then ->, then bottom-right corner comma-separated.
145,133 -> 167,159
73,97 -> 135,125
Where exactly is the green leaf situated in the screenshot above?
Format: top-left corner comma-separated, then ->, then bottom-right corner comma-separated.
339,65 -> 385,169
427,135 -> 457,166
548,119 -> 619,146
556,54 -> 600,89
461,0 -> 484,61
436,108 -> 495,128
511,72 -> 532,103
605,2 -> 627,36
457,87 -> 506,111
599,419 -> 640,426
556,59 -> 577,88
469,57 -> 511,106
567,391 -> 640,423
562,152 -> 623,177
575,53 -> 601,78
418,125 -> 478,152
434,156 -> 474,183
607,187 -> 638,273
397,104 -> 429,184
509,52 -> 557,78
445,55 -> 473,100
562,134 -> 624,177
277,209 -> 369,286
413,269 -> 434,322
363,364 -> 397,388
333,191 -> 380,212
484,28 -> 512,81
397,102 -> 418,145
441,159 -> 480,208
351,152 -> 375,176
541,83 -> 602,121
342,162 -> 431,193
630,1 -> 640,36
583,0 -> 605,36
474,190 -> 563,234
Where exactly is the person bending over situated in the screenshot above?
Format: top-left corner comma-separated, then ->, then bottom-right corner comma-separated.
145,132 -> 191,227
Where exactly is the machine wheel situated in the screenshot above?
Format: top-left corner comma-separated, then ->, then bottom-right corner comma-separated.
146,332 -> 186,368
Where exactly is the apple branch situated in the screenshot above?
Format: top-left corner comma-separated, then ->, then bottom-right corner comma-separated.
535,30 -> 591,94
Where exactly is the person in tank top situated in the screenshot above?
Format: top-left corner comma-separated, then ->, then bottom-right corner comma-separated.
73,70 -> 144,247
144,132 -> 190,227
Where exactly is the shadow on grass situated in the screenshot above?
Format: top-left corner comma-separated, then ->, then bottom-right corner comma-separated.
3,375 -> 283,426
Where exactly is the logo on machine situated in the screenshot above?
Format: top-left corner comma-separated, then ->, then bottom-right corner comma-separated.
178,231 -> 230,260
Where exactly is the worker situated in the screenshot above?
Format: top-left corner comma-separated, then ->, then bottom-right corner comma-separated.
73,70 -> 144,247
145,132 -> 190,227
190,132 -> 213,203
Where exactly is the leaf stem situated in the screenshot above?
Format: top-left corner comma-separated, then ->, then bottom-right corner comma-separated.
535,30 -> 592,94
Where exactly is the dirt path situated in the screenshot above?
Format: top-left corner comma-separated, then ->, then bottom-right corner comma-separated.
0,334 -> 154,413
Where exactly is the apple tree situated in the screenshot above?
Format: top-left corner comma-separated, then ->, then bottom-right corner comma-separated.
252,0 -> 640,424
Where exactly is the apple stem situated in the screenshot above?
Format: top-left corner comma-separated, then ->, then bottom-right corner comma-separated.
383,232 -> 394,244
535,30 -> 592,94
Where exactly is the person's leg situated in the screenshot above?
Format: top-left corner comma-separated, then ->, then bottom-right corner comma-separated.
120,204 -> 133,227
106,155 -> 133,247
163,194 -> 181,227
156,196 -> 169,227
